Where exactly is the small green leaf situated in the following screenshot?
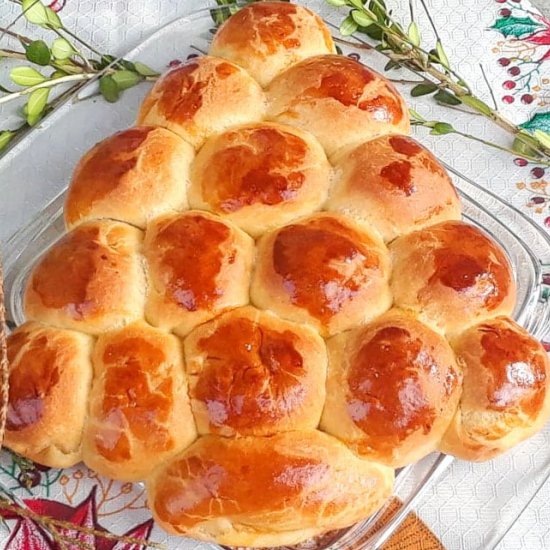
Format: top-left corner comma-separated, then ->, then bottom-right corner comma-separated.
326,0 -> 347,6
26,88 -> 49,125
50,69 -> 67,79
25,40 -> 51,66
335,44 -> 343,55
51,37 -> 74,60
27,88 -> 49,117
490,16 -> 541,38
339,15 -> 358,36
411,82 -> 438,97
99,75 -> 120,103
384,60 -> 399,71
99,54 -> 116,69
111,69 -> 142,90
0,131 -> 14,151
21,0 -> 48,26
10,66 -> 46,86
351,9 -> 374,27
134,62 -> 159,77
44,7 -> 62,28
407,21 -> 421,47
435,41 -> 450,70
434,89 -> 461,106
512,133 -> 541,157
349,0 -> 364,8
460,95 -> 493,116
430,122 -> 455,135
534,129 -> 550,150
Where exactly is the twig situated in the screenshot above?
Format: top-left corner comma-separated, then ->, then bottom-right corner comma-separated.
479,63 -> 498,110
0,500 -> 166,549
0,73 -> 95,105
418,0 -> 442,42
0,49 -> 26,60
0,26 -> 32,45
0,260 -> 8,448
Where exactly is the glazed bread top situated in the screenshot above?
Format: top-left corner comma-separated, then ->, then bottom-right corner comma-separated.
6,2 -> 548,548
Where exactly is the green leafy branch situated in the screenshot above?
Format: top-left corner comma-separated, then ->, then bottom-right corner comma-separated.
0,0 -> 159,153
327,0 -> 550,165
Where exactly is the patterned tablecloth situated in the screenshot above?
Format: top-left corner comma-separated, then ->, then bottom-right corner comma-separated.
1,0 -> 550,548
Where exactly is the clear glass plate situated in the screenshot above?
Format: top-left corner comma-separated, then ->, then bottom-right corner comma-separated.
1,5 -> 550,550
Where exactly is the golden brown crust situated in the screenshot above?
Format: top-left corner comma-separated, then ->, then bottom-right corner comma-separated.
65,127 -> 194,230
210,2 -> 335,87
389,220 -> 516,334
328,135 -> 462,242
24,220 -> 146,335
82,321 -> 197,481
189,122 -> 331,237
4,322 -> 93,468
440,316 -> 550,461
321,309 -> 462,467
137,56 -> 266,149
251,213 -> 392,337
144,211 -> 254,337
266,54 -> 410,155
146,430 -> 394,547
184,306 -> 327,436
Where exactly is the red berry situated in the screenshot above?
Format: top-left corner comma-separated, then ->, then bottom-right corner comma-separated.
545,216 -> 550,229
168,59 -> 182,68
531,167 -> 545,179
531,196 -> 546,204
508,66 -> 520,76
521,94 -> 534,104
503,80 -> 516,89
544,341 -> 550,352
514,158 -> 528,166
502,95 -> 515,103
543,274 -> 550,285
495,0 -> 506,2
511,0 -> 520,2
498,57 -> 511,66
500,8 -> 511,16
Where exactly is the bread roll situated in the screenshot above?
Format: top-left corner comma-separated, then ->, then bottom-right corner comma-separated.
137,56 -> 266,149
389,221 -> 516,334
251,213 -> 392,336
82,322 -> 196,481
24,220 -> 145,335
321,309 -> 462,468
184,306 -> 327,436
266,54 -> 410,155
4,322 -> 93,468
210,1 -> 335,87
147,430 -> 394,547
327,135 -> 461,242
65,127 -> 194,230
189,122 -> 331,236
144,211 -> 254,337
440,316 -> 550,461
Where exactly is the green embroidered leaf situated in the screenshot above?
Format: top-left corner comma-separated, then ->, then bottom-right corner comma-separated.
25,40 -> 51,66
326,0 -> 347,6
490,16 -> 542,38
411,82 -> 438,97
534,129 -> 550,150
521,111 -> 550,133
